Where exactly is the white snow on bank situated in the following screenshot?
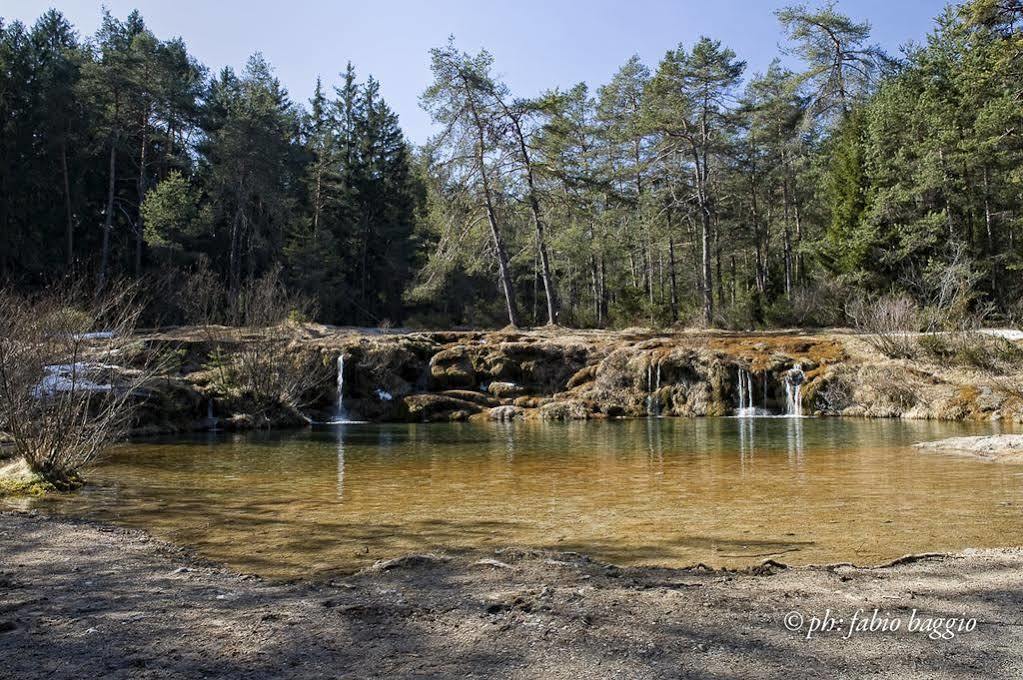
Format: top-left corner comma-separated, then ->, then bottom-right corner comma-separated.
33,363 -> 113,398
978,329 -> 1023,341
72,331 -> 116,340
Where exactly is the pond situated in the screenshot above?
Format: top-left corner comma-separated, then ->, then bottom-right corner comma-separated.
17,418 -> 1023,579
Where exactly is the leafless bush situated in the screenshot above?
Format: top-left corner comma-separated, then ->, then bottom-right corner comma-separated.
814,371 -> 855,413
179,262 -> 317,329
919,331 -> 1023,374
213,339 -> 332,420
180,265 -> 328,422
846,293 -> 920,359
0,284 -> 159,485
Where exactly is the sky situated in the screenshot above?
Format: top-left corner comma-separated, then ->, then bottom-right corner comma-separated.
5,0 -> 951,143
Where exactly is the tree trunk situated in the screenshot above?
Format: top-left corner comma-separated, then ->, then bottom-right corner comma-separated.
135,113 -> 148,278
61,139 -> 74,269
668,234 -> 679,322
98,131 -> 118,294
229,209 -> 242,293
794,201 -> 804,286
463,83 -> 518,327
782,172 -> 793,298
506,114 -> 557,325
701,207 -> 713,325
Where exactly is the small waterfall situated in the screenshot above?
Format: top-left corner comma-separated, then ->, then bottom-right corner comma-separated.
205,398 -> 220,431
784,366 -> 804,417
334,353 -> 348,422
736,368 -> 756,416
647,357 -> 663,416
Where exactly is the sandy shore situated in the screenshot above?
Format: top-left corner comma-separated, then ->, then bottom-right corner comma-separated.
2,511 -> 1022,678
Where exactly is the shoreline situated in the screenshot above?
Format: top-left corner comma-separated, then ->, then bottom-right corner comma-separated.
3,510 -> 1022,678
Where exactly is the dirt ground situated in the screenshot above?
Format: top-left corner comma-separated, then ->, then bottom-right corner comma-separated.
2,511 -> 1022,679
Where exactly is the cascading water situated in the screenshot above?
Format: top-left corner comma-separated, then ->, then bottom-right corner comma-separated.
646,358 -> 663,416
334,354 -> 348,422
735,368 -> 757,416
205,398 -> 220,431
784,366 -> 804,417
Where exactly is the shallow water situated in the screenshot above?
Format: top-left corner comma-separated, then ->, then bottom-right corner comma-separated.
17,418 -> 1023,578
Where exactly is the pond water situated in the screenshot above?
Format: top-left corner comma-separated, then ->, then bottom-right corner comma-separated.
17,418 -> 1023,579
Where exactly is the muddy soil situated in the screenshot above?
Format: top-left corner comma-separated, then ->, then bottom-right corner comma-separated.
2,511 -> 1021,679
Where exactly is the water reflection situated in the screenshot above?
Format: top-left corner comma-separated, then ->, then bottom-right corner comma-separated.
17,418 -> 1022,578
787,417 -> 804,466
335,428 -> 345,500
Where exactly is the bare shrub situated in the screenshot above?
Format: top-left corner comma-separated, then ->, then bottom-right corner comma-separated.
846,293 -> 920,358
214,339 -> 332,421
906,242 -> 988,332
814,371 -> 855,413
179,262 -> 316,329
0,284 -> 159,485
180,266 -> 329,422
920,331 -> 1023,374
766,280 -> 849,329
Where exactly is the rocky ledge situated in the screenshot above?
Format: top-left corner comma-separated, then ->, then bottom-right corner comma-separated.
113,325 -> 1023,431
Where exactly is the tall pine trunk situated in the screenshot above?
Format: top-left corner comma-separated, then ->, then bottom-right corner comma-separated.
98,130 -> 118,293
476,133 -> 518,327
135,113 -> 148,278
701,207 -> 713,325
61,139 -> 74,269
505,113 -> 557,325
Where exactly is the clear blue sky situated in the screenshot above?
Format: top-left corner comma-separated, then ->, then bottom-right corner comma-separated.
5,0 -> 950,143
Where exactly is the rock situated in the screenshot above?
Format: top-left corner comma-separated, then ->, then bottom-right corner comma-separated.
473,558 -> 513,570
539,400 -> 590,421
403,394 -> 482,422
429,346 -> 476,389
440,390 -> 499,407
365,554 -> 448,572
488,382 -> 524,398
566,365 -> 597,389
487,405 -> 522,422
915,435 -> 1023,463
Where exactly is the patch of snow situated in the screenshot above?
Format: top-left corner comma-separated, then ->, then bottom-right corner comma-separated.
72,331 -> 115,340
979,329 -> 1023,341
376,389 -> 393,401
33,363 -> 113,398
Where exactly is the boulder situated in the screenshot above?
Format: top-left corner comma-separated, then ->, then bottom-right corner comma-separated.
429,347 -> 476,389
487,405 -> 523,421
440,390 -> 499,407
488,381 -> 524,399
403,393 -> 482,422
539,399 -> 591,421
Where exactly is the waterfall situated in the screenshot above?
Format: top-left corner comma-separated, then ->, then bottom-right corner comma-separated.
738,369 -> 747,411
205,398 -> 220,431
647,358 -> 663,417
784,366 -> 804,417
334,353 -> 348,422
736,368 -> 756,416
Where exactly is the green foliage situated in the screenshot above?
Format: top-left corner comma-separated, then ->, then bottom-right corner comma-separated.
2,1 -> 1022,330
822,109 -> 871,273
141,171 -> 205,251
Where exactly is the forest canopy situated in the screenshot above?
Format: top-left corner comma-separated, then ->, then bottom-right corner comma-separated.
1,0 -> 1020,329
